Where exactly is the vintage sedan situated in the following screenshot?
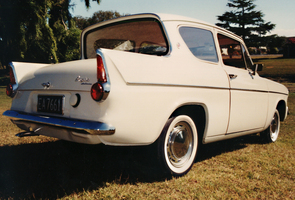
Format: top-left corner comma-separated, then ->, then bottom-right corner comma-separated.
3,13 -> 289,176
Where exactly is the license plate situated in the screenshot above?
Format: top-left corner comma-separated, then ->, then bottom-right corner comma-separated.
37,95 -> 64,114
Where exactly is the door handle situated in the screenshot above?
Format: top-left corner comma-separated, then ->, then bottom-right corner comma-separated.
229,74 -> 237,79
249,71 -> 254,79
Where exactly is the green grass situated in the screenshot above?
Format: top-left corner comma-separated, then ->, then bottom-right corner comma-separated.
254,58 -> 295,84
0,59 -> 295,199
255,58 -> 295,93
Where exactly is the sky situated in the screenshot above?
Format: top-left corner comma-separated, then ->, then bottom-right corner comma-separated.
70,0 -> 295,37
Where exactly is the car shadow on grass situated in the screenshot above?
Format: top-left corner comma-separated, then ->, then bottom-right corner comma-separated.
196,134 -> 263,162
0,141 -> 166,199
0,134 -> 264,199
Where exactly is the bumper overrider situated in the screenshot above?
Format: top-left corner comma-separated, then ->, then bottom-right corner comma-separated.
3,110 -> 115,144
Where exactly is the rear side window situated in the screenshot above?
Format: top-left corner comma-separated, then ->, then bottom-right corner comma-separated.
179,27 -> 218,63
84,18 -> 168,58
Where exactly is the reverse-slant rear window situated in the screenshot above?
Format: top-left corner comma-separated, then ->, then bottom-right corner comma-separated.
84,18 -> 169,58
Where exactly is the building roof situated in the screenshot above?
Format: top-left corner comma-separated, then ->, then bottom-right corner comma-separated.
286,37 -> 295,44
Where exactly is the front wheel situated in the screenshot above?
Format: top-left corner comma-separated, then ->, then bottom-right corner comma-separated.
261,109 -> 280,143
157,115 -> 198,176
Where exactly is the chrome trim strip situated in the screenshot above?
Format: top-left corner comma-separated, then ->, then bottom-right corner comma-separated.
231,88 -> 288,95
126,82 -> 229,90
225,127 -> 262,135
3,110 -> 115,135
268,90 -> 289,96
230,88 -> 268,93
127,82 -> 288,95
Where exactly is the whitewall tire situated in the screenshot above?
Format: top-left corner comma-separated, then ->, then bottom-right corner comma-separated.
261,109 -> 280,143
157,115 -> 198,176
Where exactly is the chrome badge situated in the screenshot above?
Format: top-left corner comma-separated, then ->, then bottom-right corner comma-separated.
75,76 -> 91,85
75,76 -> 90,83
41,82 -> 51,89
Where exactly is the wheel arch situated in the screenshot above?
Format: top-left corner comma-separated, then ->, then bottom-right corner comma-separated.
277,100 -> 287,121
169,104 -> 206,144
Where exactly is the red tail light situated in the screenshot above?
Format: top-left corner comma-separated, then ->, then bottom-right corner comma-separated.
6,66 -> 16,97
91,54 -> 109,102
97,55 -> 107,83
9,66 -> 16,85
6,84 -> 13,97
91,82 -> 104,101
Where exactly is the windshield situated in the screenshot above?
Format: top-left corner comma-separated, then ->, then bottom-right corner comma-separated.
84,18 -> 169,58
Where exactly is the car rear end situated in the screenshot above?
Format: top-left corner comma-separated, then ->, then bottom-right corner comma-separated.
4,53 -> 115,144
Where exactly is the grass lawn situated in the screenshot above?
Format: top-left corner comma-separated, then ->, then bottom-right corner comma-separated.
254,57 -> 295,85
0,58 -> 294,199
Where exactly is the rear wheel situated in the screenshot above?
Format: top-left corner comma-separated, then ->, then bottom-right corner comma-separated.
261,109 -> 280,143
157,115 -> 198,176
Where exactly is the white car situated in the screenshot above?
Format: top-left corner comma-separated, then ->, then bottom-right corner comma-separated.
3,13 -> 289,176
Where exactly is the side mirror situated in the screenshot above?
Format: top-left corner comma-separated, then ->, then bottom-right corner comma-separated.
251,63 -> 263,75
257,63 -> 263,71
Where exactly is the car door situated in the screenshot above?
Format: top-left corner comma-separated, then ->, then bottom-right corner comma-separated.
178,26 -> 230,137
217,33 -> 268,134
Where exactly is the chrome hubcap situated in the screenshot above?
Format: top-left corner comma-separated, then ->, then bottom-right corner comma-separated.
270,112 -> 279,141
167,121 -> 193,167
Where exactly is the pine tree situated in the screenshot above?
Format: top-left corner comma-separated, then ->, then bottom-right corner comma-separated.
216,0 -> 275,46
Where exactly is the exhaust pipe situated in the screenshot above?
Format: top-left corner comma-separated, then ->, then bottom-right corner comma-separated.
15,127 -> 43,137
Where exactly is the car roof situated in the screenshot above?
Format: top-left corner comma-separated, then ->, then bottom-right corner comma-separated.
82,13 -> 241,39
82,13 -> 212,32
155,13 -> 242,40
156,13 -> 210,24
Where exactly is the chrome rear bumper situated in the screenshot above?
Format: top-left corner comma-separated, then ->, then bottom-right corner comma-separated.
3,110 -> 115,135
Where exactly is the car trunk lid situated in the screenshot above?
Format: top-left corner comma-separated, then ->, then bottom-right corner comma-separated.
17,59 -> 97,92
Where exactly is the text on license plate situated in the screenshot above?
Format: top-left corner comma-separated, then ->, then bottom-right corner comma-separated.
37,95 -> 64,114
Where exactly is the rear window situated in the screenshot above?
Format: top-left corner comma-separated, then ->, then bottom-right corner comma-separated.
84,18 -> 169,58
